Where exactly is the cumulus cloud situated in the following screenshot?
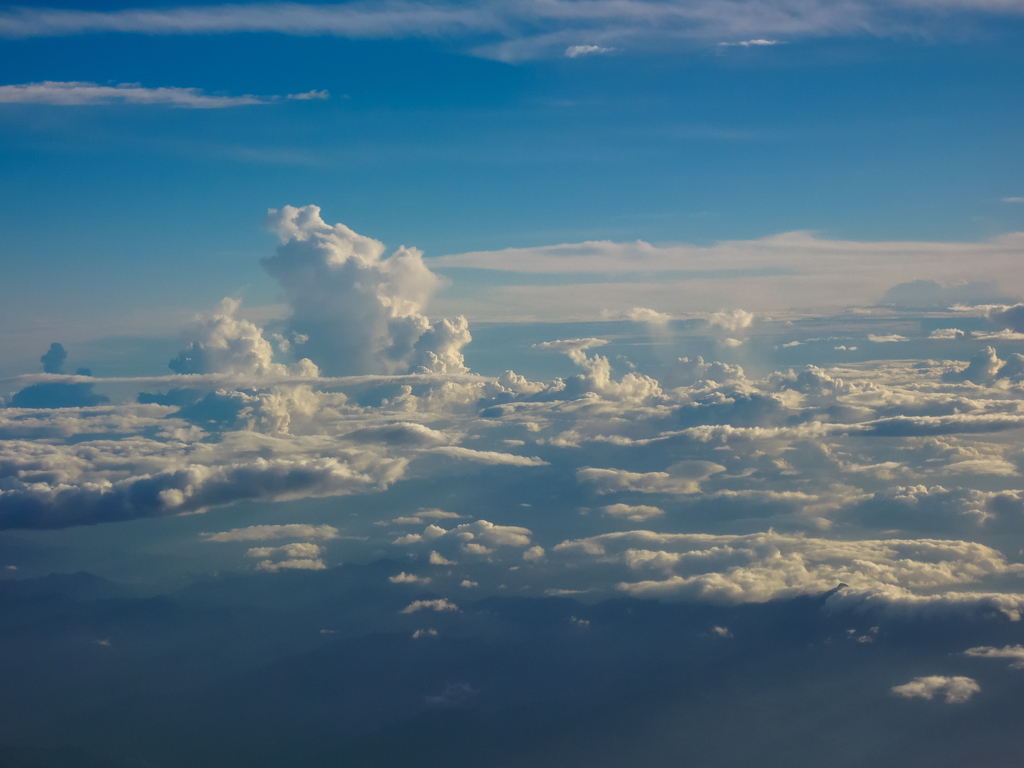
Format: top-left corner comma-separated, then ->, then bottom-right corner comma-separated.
170,297 -> 318,377
401,598 -> 459,613
626,307 -> 671,323
40,343 -> 67,374
523,545 -> 545,561
891,676 -> 980,703
930,328 -> 966,340
706,310 -> 754,333
0,80 -> 267,107
429,551 -> 456,565
260,205 -> 470,376
389,571 -> 431,584
868,334 -> 908,343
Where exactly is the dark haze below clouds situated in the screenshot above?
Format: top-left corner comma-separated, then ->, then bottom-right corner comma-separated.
0,564 -> 1023,768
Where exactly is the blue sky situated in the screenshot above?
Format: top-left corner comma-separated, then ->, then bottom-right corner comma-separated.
2,3 -> 1024,367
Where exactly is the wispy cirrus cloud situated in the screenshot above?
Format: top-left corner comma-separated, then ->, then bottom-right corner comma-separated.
2,0 -> 1024,61
0,81 -> 267,108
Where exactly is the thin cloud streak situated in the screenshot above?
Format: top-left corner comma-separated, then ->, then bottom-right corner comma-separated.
2,0 -> 1024,60
0,81 -> 267,108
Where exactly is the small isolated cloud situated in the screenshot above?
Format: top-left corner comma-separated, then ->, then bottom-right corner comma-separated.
522,545 -> 545,562
256,557 -> 326,572
287,89 -> 329,100
401,598 -> 459,614
891,676 -> 980,703
565,45 -> 614,58
601,503 -> 665,522
965,644 -> 1024,669
429,551 -> 456,565
202,524 -> 339,542
711,626 -> 732,638
718,39 -> 781,47
389,571 -> 431,584
460,579 -> 478,588
1003,197 -> 1024,203
930,328 -> 966,340
781,341 -> 802,348
722,338 -> 744,347
834,345 -> 857,351
0,81 -> 266,108
412,628 -> 437,639
868,334 -> 909,343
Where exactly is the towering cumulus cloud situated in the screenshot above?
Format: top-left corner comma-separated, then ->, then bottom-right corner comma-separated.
262,205 -> 470,376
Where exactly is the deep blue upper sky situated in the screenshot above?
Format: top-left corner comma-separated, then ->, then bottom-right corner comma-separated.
1,1 -> 1023,354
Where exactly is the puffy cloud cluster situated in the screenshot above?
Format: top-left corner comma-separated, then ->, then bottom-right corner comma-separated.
553,530 -> 1024,618
891,676 -> 980,703
170,298 -> 318,377
261,205 -> 470,376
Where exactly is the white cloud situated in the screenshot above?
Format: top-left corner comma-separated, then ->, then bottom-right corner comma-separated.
565,44 -> 614,57
718,38 -> 781,47
964,644 -> 1024,669
256,557 -> 326,572
262,205 -> 469,376
868,334 -> 909,343
389,571 -> 431,584
578,461 -> 726,495
601,503 -> 665,521
286,89 -> 329,100
892,676 -> 980,703
626,307 -> 671,323
522,545 -> 545,561
170,297 -> 317,377
930,328 -> 966,340
554,530 -> 1024,618
1004,197 -> 1024,203
428,446 -> 549,466
401,598 -> 459,613
706,309 -> 754,332
430,232 -> 1024,318
202,524 -> 340,542
429,551 -> 456,565
0,80 -> 266,108
393,524 -> 447,545
247,542 -> 321,559
412,628 -> 437,638
460,579 -> 478,587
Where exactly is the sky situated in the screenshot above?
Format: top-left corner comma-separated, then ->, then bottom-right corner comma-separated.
2,1 -> 1024,766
